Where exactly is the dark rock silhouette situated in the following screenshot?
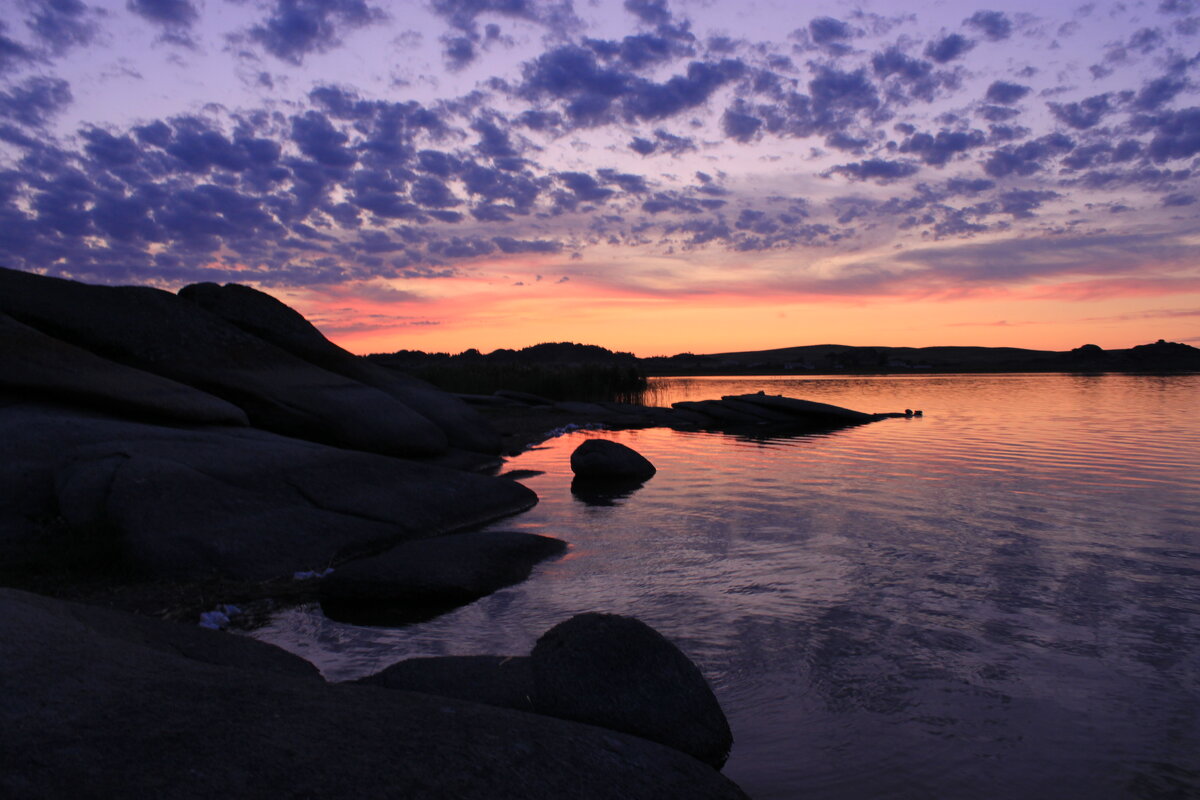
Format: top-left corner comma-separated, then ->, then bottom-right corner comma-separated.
358,612 -> 735,770
0,590 -> 749,799
356,654 -> 535,711
532,613 -> 734,769
731,393 -> 877,422
320,530 -> 566,623
570,438 -> 657,481
179,281 -> 501,454
0,312 -> 249,426
1,405 -> 535,580
0,267 -> 447,458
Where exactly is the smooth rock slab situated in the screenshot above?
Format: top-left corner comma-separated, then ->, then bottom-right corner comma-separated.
0,404 -> 536,580
179,281 -> 501,454
321,531 -> 566,622
0,312 -> 249,426
0,589 -> 749,800
0,267 -> 447,458
531,613 -> 734,769
355,655 -> 535,712
570,438 -> 656,481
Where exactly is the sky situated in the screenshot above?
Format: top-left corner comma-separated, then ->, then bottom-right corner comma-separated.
1,0 -> 1198,356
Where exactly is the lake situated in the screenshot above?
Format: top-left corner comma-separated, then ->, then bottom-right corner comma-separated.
252,373 -> 1200,799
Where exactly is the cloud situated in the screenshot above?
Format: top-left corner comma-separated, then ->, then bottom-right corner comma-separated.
518,45 -> 744,125
624,0 -> 671,27
963,10 -> 1012,41
924,33 -> 973,63
1143,107 -> 1200,162
1162,192 -> 1195,206
126,0 -> 198,28
26,0 -> 102,56
983,133 -> 1074,177
0,22 -> 37,73
248,0 -> 385,64
898,129 -> 986,166
985,81 -> 1030,104
494,236 -> 562,253
0,76 -> 72,128
829,158 -> 920,183
628,128 -> 695,155
1048,93 -> 1112,129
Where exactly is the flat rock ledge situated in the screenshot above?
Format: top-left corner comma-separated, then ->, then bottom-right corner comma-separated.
358,612 -> 734,770
0,589 -> 748,800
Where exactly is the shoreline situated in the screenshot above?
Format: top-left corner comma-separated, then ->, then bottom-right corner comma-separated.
1,403 -> 666,625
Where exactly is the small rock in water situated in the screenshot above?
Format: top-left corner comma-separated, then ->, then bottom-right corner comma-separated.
569,438 -> 656,482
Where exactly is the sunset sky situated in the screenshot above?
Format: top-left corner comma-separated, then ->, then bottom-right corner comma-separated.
1,0 -> 1198,355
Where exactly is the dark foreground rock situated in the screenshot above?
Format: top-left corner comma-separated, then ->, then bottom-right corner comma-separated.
570,438 -> 657,481
0,404 -> 536,581
179,281 -> 501,454
0,267 -> 448,458
0,589 -> 748,800
0,312 -> 251,427
360,613 -> 734,770
357,654 -> 536,711
321,531 -> 566,624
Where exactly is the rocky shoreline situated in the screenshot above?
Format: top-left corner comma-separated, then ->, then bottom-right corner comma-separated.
0,266 -> 892,798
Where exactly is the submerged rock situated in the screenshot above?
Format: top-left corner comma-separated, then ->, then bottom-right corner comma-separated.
0,589 -> 749,799
570,438 -> 657,481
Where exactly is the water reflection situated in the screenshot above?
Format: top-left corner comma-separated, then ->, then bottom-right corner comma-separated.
569,476 -> 647,506
252,373 -> 1200,800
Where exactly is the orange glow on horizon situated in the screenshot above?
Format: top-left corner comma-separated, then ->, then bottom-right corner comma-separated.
278,266 -> 1200,357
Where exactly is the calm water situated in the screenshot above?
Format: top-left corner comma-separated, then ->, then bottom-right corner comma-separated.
253,373 -> 1200,799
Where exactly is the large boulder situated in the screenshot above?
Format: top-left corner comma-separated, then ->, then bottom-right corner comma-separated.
321,530 -> 566,606
532,613 -> 733,769
0,312 -> 248,426
361,613 -> 735,770
570,438 -> 657,481
0,267 -> 447,458
179,281 -> 501,454
355,655 -> 535,712
0,589 -> 749,799
0,404 -> 536,580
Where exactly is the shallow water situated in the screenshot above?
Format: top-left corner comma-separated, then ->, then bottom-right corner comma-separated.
253,373 -> 1200,799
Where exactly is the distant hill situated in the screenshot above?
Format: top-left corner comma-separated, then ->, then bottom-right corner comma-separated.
642,340 -> 1200,375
